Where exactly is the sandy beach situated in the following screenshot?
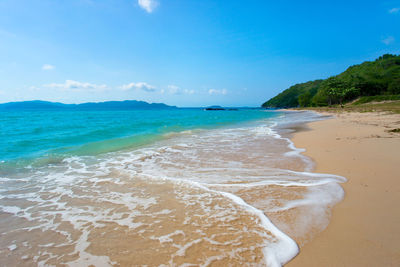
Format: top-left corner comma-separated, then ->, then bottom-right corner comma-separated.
287,111 -> 400,266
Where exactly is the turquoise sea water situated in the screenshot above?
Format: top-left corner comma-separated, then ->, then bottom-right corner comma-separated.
0,108 -> 346,266
0,109 -> 277,168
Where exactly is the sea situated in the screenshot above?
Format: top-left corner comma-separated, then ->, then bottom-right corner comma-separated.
0,108 -> 345,267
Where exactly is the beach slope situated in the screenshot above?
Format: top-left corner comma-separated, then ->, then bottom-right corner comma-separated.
288,111 -> 400,266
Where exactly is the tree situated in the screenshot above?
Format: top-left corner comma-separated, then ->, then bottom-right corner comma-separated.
388,80 -> 400,94
331,86 -> 359,107
298,91 -> 312,107
322,77 -> 343,106
321,77 -> 359,107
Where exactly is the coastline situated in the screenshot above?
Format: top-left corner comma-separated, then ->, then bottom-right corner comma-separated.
286,111 -> 400,266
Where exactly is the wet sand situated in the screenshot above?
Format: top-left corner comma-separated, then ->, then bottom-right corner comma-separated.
287,111 -> 400,266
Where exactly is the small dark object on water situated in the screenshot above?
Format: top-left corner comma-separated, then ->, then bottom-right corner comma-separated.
205,107 -> 225,110
204,108 -> 238,111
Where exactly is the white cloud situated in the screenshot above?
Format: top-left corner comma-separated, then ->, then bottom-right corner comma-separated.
138,0 -> 158,13
44,80 -> 107,91
382,36 -> 395,45
167,85 -> 195,95
167,85 -> 180,94
208,88 -> 227,95
120,82 -> 156,92
389,7 -> 400,14
42,64 -> 55,71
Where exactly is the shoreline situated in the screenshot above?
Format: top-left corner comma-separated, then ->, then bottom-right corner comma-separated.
286,111 -> 400,266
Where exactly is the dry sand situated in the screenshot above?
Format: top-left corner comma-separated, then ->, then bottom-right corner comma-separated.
287,111 -> 400,266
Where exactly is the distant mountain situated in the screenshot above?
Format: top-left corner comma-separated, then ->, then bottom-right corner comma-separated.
0,100 -> 177,110
262,54 -> 400,108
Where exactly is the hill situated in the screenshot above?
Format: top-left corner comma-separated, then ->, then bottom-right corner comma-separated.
262,54 -> 400,108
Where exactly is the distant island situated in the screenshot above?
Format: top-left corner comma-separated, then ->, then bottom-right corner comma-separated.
205,105 -> 238,111
0,100 -> 177,110
204,106 -> 239,111
262,54 -> 400,108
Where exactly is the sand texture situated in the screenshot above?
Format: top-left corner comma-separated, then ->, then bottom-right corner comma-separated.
287,111 -> 400,266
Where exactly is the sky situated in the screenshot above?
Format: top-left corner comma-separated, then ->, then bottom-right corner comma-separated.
0,0 -> 399,107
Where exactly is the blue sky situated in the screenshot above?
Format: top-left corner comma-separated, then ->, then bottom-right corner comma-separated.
0,0 -> 399,107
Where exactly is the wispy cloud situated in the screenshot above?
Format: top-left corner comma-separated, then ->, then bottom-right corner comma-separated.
42,64 -> 55,71
138,0 -> 158,13
208,88 -> 227,95
28,86 -> 40,91
0,29 -> 16,38
389,7 -> 400,14
167,85 -> 180,94
167,85 -> 195,95
120,82 -> 156,92
44,80 -> 107,91
382,36 -> 395,45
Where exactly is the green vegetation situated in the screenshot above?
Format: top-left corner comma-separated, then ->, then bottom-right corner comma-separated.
389,128 -> 400,133
262,54 -> 400,108
299,101 -> 400,114
351,95 -> 400,105
262,80 -> 323,108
